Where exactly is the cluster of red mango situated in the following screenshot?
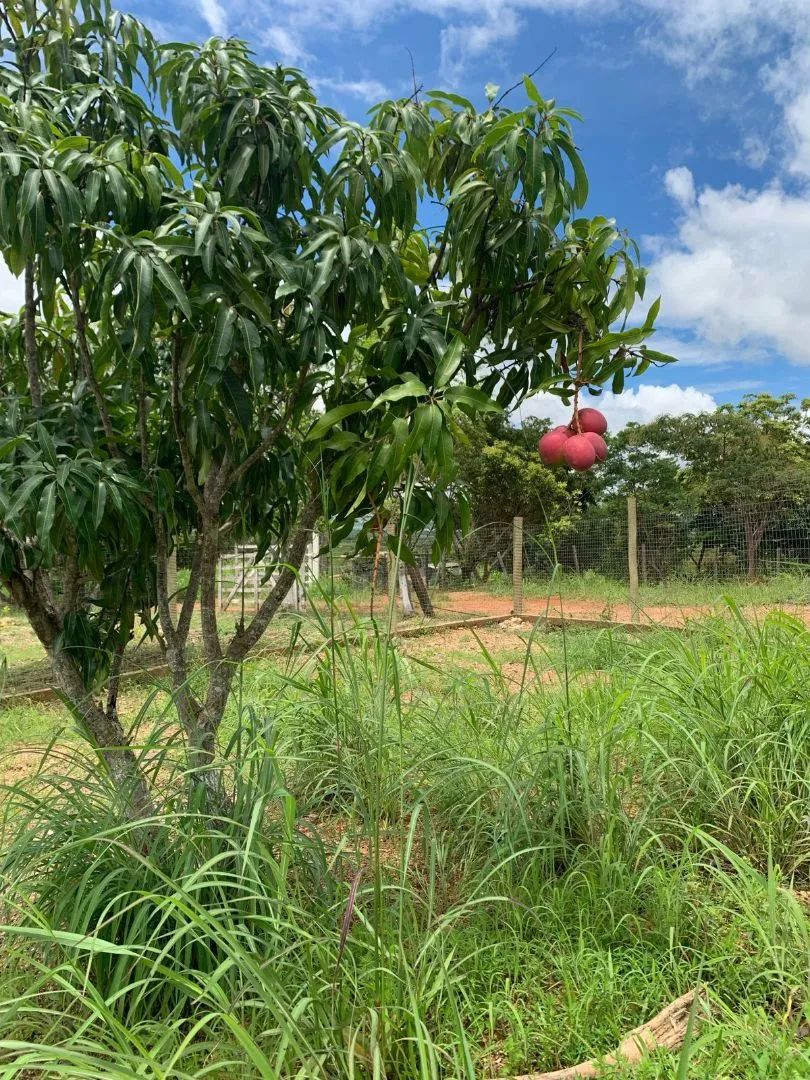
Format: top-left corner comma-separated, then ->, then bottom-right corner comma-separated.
537,407 -> 608,472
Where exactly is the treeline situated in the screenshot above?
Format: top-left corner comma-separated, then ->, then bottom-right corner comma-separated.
455,393 -> 810,581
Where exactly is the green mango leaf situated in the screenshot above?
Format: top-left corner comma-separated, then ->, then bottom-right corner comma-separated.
153,259 -> 192,319
36,481 -> 57,545
523,74 -> 545,108
642,296 -> 661,331
209,304 -> 236,363
92,480 -> 107,528
444,386 -> 501,412
9,473 -> 46,521
306,401 -> 372,441
385,533 -> 417,566
221,368 -> 253,432
434,337 -> 464,389
19,168 -> 41,215
372,379 -> 427,407
36,422 -> 58,468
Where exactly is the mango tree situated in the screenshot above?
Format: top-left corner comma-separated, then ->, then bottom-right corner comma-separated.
0,0 -> 670,813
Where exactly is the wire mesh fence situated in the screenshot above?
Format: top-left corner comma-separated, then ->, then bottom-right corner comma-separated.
3,499 -> 810,698
320,522 -> 516,611
522,502 -> 810,583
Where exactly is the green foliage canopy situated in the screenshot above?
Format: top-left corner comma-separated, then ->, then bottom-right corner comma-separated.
0,0 -> 669,802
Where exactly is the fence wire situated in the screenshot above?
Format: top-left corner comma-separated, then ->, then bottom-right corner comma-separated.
3,500 -> 810,697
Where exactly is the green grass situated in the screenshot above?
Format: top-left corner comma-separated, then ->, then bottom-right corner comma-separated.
0,610 -> 808,1077
516,568 -> 810,609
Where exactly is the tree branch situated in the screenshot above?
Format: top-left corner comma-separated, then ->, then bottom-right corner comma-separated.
105,641 -> 125,725
171,332 -> 205,514
154,518 -> 178,644
493,48 -> 557,110
8,560 -> 152,817
154,518 -> 203,741
227,494 -> 320,663
59,531 -> 81,617
426,228 -> 449,288
67,276 -> 116,451
225,362 -> 312,490
198,513 -> 223,666
138,365 -> 149,472
176,539 -> 202,646
23,261 -> 43,408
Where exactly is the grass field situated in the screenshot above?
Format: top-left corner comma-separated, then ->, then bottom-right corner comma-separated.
0,603 -> 808,1077
4,569 -> 810,694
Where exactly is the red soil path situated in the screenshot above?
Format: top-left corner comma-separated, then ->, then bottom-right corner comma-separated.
438,591 -> 810,628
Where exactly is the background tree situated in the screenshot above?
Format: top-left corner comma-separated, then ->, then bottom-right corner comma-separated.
610,395 -> 810,579
455,414 -> 570,525
451,414 -> 571,580
0,1 -> 668,813
588,421 -> 689,512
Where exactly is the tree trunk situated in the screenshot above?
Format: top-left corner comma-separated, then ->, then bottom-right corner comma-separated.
406,562 -> 434,617
743,516 -> 766,582
50,648 -> 154,818
9,568 -> 153,817
689,539 -> 707,573
398,564 -> 414,616
170,498 -> 321,805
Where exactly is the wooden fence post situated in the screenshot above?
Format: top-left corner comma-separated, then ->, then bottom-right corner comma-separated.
512,517 -> 524,617
627,496 -> 640,623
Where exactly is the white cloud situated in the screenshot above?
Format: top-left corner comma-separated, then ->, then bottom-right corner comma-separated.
645,331 -> 772,370
783,86 -> 810,177
199,0 -> 227,36
664,166 -> 695,208
439,9 -> 521,83
314,76 -> 390,100
0,262 -> 23,314
263,26 -> 312,65
518,382 -> 717,430
649,169 -> 810,364
738,135 -> 769,170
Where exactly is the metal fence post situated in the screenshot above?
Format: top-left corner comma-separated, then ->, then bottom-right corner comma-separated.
627,496 -> 640,623
512,516 -> 524,617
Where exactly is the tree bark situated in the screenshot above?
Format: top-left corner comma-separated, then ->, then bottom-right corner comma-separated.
68,277 -> 116,451
9,565 -> 153,818
170,497 -> 322,805
23,261 -> 42,409
406,562 -> 434,617
743,515 -> 767,582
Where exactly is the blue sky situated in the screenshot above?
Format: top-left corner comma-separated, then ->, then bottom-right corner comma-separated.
5,0 -> 810,429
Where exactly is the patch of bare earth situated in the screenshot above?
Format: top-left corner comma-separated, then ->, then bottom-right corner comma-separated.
441,591 -> 810,628
399,624 -> 529,661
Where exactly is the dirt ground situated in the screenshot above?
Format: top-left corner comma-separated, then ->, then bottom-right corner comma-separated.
438,591 -> 810,628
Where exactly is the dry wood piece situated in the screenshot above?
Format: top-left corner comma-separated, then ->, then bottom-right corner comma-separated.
508,989 -> 702,1079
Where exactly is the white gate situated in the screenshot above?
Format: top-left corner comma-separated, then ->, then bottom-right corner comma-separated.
215,534 -> 320,613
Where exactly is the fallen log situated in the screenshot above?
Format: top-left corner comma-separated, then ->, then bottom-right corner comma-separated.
508,989 -> 702,1079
